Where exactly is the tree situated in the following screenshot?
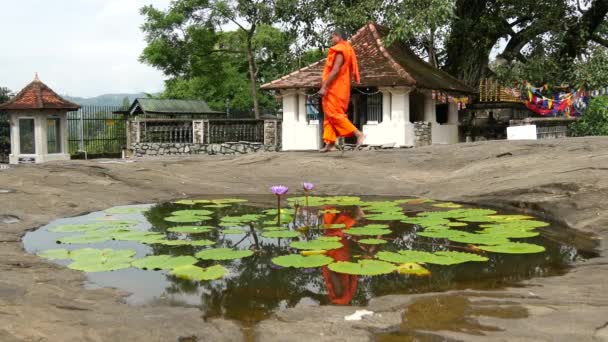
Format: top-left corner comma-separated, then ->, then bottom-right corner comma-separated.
0,87 -> 12,104
140,0 -> 285,118
570,96 -> 608,136
122,96 -> 131,109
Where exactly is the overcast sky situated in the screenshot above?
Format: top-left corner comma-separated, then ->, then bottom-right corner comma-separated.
0,0 -> 172,98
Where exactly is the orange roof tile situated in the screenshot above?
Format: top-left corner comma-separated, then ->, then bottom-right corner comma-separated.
0,75 -> 80,111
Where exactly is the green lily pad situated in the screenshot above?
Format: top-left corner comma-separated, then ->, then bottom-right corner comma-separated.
458,216 -> 504,223
262,230 -> 301,238
105,207 -> 149,214
173,199 -> 208,205
358,238 -> 388,245
322,223 -> 346,229
57,233 -> 115,244
395,198 -> 434,204
263,209 -> 295,215
164,215 -> 211,223
447,233 -> 511,246
170,264 -> 227,281
149,239 -> 215,247
328,260 -> 397,276
131,255 -> 198,270
477,242 -> 546,254
112,231 -> 164,242
317,236 -> 341,242
377,250 -> 488,265
49,221 -> 136,233
171,210 -> 214,217
290,240 -> 343,251
480,220 -> 549,230
37,248 -> 71,260
195,248 -> 254,261
212,199 -> 248,204
402,217 -> 452,227
344,227 -> 392,236
222,229 -> 246,235
417,229 -> 466,239
366,212 -> 407,221
204,204 -> 231,208
448,222 -> 469,227
321,209 -> 341,214
263,226 -> 286,231
487,215 -> 536,222
271,254 -> 334,268
221,214 -> 263,223
167,226 -> 214,234
479,227 -> 540,239
67,248 -> 136,272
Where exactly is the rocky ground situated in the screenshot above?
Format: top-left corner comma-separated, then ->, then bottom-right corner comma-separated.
0,137 -> 607,342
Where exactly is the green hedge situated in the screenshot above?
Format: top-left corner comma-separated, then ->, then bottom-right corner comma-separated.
570,96 -> 608,136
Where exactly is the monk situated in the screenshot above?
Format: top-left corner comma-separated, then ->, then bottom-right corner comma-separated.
321,207 -> 364,305
319,29 -> 365,153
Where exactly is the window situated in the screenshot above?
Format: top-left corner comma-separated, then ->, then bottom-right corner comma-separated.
19,118 -> 35,154
366,93 -> 383,123
47,118 -> 61,154
306,95 -> 320,122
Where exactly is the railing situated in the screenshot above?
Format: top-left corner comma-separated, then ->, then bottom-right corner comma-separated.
141,121 -> 193,143
365,93 -> 383,123
205,119 -> 265,144
479,78 -> 524,103
67,106 -> 127,157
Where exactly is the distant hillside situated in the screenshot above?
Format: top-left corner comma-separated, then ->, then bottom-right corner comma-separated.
64,93 -> 150,107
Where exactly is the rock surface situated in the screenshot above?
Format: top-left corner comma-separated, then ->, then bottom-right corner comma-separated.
0,137 -> 607,341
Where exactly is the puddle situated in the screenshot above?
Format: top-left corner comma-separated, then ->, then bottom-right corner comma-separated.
22,196 -> 595,324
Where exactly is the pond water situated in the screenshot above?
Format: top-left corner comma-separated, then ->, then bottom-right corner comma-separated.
23,196 -> 593,323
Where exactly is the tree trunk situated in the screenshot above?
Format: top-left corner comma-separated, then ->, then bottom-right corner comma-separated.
246,29 -> 261,119
443,0 -> 503,86
559,0 -> 608,61
426,28 -> 438,68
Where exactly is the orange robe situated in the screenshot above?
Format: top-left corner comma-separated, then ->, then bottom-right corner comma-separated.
321,208 -> 358,305
322,41 -> 361,145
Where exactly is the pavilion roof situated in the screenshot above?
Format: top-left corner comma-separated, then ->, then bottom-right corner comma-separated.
261,23 -> 475,94
0,74 -> 80,111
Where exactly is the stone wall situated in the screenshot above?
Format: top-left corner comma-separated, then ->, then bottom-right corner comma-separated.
132,142 -> 279,157
263,120 -> 281,152
414,121 -> 432,147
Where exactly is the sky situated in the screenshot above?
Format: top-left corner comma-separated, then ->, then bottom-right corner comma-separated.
0,0 -> 172,98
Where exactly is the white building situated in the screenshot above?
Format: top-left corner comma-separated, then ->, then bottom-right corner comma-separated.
0,75 -> 80,164
261,23 -> 475,151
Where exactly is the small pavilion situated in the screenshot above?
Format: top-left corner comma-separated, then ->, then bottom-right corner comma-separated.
0,75 -> 80,164
261,23 -> 475,150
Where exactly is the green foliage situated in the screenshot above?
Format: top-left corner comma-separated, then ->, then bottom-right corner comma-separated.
358,238 -> 388,245
67,248 -> 136,272
37,249 -> 71,260
377,250 -> 488,265
195,248 -> 254,261
170,264 -> 228,281
570,96 -> 608,136
477,242 -> 546,254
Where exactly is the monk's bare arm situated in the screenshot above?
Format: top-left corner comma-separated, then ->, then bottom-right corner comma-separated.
319,53 -> 344,96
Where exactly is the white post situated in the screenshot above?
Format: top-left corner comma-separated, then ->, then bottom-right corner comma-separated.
423,90 -> 437,124
447,101 -> 459,124
35,113 -> 47,163
389,87 -> 414,147
379,87 -> 392,123
298,93 -> 307,122
61,113 -> 69,155
280,90 -> 299,150
9,113 -> 19,164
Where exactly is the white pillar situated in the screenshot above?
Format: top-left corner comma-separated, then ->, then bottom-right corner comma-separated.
390,87 -> 412,123
423,90 -> 437,123
60,113 -> 69,155
9,114 -> 19,164
447,102 -> 459,124
280,90 -> 299,150
297,93 -> 307,122
379,87 -> 392,123
35,113 -> 46,163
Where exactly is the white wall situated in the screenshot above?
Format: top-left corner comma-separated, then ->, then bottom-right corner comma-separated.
9,111 -> 70,164
362,87 -> 415,147
281,91 -> 320,151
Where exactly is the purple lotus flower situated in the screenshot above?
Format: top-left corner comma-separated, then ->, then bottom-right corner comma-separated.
303,182 -> 314,191
271,185 -> 289,196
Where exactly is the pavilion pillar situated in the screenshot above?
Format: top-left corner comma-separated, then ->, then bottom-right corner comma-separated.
363,87 -> 415,147
447,101 -> 459,124
423,90 -> 437,124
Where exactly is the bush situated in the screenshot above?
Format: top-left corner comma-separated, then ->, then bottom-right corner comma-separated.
570,96 -> 608,137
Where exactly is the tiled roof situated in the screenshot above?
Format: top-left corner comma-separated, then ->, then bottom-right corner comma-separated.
0,75 -> 80,111
261,23 -> 475,94
128,98 -> 225,115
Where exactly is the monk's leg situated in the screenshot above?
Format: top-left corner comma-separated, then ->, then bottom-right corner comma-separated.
330,112 -> 366,147
321,118 -> 337,152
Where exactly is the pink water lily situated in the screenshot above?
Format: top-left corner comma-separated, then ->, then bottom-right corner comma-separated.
302,182 -> 314,191
271,185 -> 289,196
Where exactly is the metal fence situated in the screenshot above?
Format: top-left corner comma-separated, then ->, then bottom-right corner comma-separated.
67,106 -> 127,157
365,93 -> 383,123
0,113 -> 9,163
141,121 -> 193,143
205,119 -> 265,144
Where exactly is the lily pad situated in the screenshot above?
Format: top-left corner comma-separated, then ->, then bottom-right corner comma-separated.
447,233 -> 511,246
417,229 -> 466,239
397,263 -> 431,276
164,215 -> 211,223
212,199 -> 248,204
271,254 -> 334,268
317,236 -> 341,242
173,199 -> 209,205
221,214 -> 263,223
448,222 -> 469,227
149,239 -> 215,247
167,226 -> 214,234
328,260 -> 397,276
432,202 -> 463,209
480,220 -> 549,230
37,248 -> 71,260
170,264 -> 227,281
57,233 -> 115,244
290,240 -> 343,251
377,250 -> 488,265
132,255 -> 198,270
171,210 -> 214,217
479,227 -> 540,239
49,221 -> 136,233
322,223 -> 347,229
395,198 -> 434,204
366,212 -> 407,221
263,226 -> 287,231
112,231 -> 164,242
67,248 -> 136,272
204,204 -> 231,208
195,248 -> 254,261
358,238 -> 388,245
344,227 -> 392,236
262,230 -> 301,239
105,207 -> 149,214
263,209 -> 295,215
222,229 -> 246,235
477,242 -> 546,254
